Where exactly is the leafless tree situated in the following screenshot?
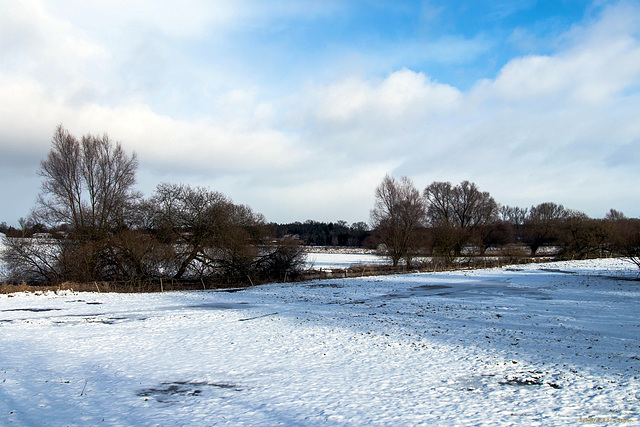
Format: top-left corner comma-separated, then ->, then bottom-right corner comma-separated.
146,183 -> 298,284
451,181 -> 498,230
253,240 -> 307,282
424,180 -> 498,258
33,125 -> 139,237
149,183 -> 234,280
524,202 -> 568,255
3,126 -> 140,283
215,203 -> 267,283
424,181 -> 455,226
499,205 -> 529,243
605,209 -> 626,222
3,125 -> 309,286
1,236 -> 64,283
560,212 -> 608,259
370,175 -> 426,267
605,212 -> 640,272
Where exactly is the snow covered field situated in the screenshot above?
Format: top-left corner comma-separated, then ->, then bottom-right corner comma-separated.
305,252 -> 388,269
1,258 -> 639,426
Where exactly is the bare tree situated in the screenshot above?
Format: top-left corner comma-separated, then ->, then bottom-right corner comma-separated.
424,181 -> 455,226
370,175 -> 426,267
1,236 -> 64,282
149,183 -> 233,280
3,126 -> 140,283
605,209 -> 626,221
146,183 -> 293,284
451,181 -> 497,231
34,125 -> 139,237
499,205 -> 529,243
424,180 -> 498,259
560,211 -> 608,259
524,202 -> 568,255
605,213 -> 640,272
253,239 -> 307,282
215,203 -> 268,283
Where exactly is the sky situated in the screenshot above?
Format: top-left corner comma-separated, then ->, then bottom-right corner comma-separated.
1,0 -> 639,226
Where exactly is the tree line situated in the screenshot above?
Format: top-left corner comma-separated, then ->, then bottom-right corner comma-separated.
2,127 -> 639,284
1,126 -> 305,285
370,175 -> 640,269
273,220 -> 370,247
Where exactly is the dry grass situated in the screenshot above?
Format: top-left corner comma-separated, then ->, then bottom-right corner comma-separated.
0,256 -> 550,295
0,279 -> 248,295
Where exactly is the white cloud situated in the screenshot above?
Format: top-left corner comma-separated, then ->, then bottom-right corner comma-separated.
43,0 -> 343,42
490,38 -> 640,104
490,2 -> 640,104
1,1 -> 640,224
303,69 -> 461,137
0,75 -> 308,185
0,1 -> 106,81
45,0 -> 244,40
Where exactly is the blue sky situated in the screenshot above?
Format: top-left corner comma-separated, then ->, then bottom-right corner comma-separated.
1,0 -> 639,226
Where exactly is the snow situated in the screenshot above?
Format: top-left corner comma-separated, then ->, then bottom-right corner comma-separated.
1,258 -> 639,425
0,234 -> 7,279
305,252 -> 388,269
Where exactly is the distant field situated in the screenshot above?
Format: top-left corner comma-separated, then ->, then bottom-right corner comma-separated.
304,251 -> 388,269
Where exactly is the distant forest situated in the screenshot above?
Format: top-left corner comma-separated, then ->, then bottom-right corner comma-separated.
0,218 -> 372,247
273,221 -> 370,247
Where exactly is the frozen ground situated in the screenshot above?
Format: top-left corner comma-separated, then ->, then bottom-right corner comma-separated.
0,258 -> 639,426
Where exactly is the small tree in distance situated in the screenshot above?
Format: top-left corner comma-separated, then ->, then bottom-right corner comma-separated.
370,175 -> 426,267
